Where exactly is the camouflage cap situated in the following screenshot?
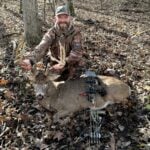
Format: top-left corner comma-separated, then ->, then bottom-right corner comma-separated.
55,5 -> 69,16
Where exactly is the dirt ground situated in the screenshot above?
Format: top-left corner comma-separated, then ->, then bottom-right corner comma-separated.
0,0 -> 150,149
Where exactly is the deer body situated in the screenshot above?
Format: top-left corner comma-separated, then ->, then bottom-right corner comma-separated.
36,75 -> 131,120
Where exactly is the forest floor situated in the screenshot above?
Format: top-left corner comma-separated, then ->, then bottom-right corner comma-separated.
0,0 -> 150,149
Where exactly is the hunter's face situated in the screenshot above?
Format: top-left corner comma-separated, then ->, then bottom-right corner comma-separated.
55,14 -> 71,30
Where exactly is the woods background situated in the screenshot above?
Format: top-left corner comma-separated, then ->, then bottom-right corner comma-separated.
0,0 -> 149,149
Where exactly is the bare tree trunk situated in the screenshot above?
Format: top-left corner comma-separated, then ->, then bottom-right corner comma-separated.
0,0 -> 2,6
43,0 -> 46,21
22,0 -> 41,46
19,0 -> 23,14
66,0 -> 75,17
49,0 -> 56,16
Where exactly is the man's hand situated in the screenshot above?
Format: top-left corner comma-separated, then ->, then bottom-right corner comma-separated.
50,64 -> 65,74
20,59 -> 32,71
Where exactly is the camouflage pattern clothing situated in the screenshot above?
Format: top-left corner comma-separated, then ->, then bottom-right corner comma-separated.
29,24 -> 83,80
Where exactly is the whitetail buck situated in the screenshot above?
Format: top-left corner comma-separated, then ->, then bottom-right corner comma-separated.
30,68 -> 131,122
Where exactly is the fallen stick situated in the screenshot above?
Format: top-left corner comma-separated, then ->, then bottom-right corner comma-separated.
0,33 -> 20,39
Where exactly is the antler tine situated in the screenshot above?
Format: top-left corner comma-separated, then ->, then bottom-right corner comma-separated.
59,40 -> 66,66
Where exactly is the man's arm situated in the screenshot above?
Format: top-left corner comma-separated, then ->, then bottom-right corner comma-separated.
67,29 -> 83,63
20,29 -> 55,70
29,29 -> 55,65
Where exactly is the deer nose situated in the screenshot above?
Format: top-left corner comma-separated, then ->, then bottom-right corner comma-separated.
36,94 -> 44,100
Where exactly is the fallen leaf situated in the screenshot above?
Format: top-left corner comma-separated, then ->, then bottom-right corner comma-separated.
122,141 -> 131,147
109,133 -> 116,150
0,62 -> 3,69
0,102 -> 3,114
118,125 -> 125,131
53,131 -> 64,141
0,79 -> 8,85
4,90 -> 15,100
143,85 -> 150,91
145,104 -> 150,110
0,116 -> 6,124
17,114 -> 30,122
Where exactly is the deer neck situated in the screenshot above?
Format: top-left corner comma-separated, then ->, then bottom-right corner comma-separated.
46,81 -> 58,100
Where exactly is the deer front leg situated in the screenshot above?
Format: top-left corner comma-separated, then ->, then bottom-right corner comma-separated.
38,99 -> 51,111
53,110 -> 71,124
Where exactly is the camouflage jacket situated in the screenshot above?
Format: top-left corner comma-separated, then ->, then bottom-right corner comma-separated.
30,25 -> 83,65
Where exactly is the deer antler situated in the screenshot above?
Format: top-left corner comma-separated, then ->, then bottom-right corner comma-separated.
59,40 -> 66,66
48,40 -> 66,66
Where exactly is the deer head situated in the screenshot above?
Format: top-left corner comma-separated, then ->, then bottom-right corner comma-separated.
30,62 -> 60,101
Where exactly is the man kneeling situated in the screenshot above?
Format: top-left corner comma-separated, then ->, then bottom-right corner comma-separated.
21,5 -> 84,80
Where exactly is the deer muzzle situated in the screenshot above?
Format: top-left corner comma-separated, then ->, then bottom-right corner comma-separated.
36,94 -> 44,100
